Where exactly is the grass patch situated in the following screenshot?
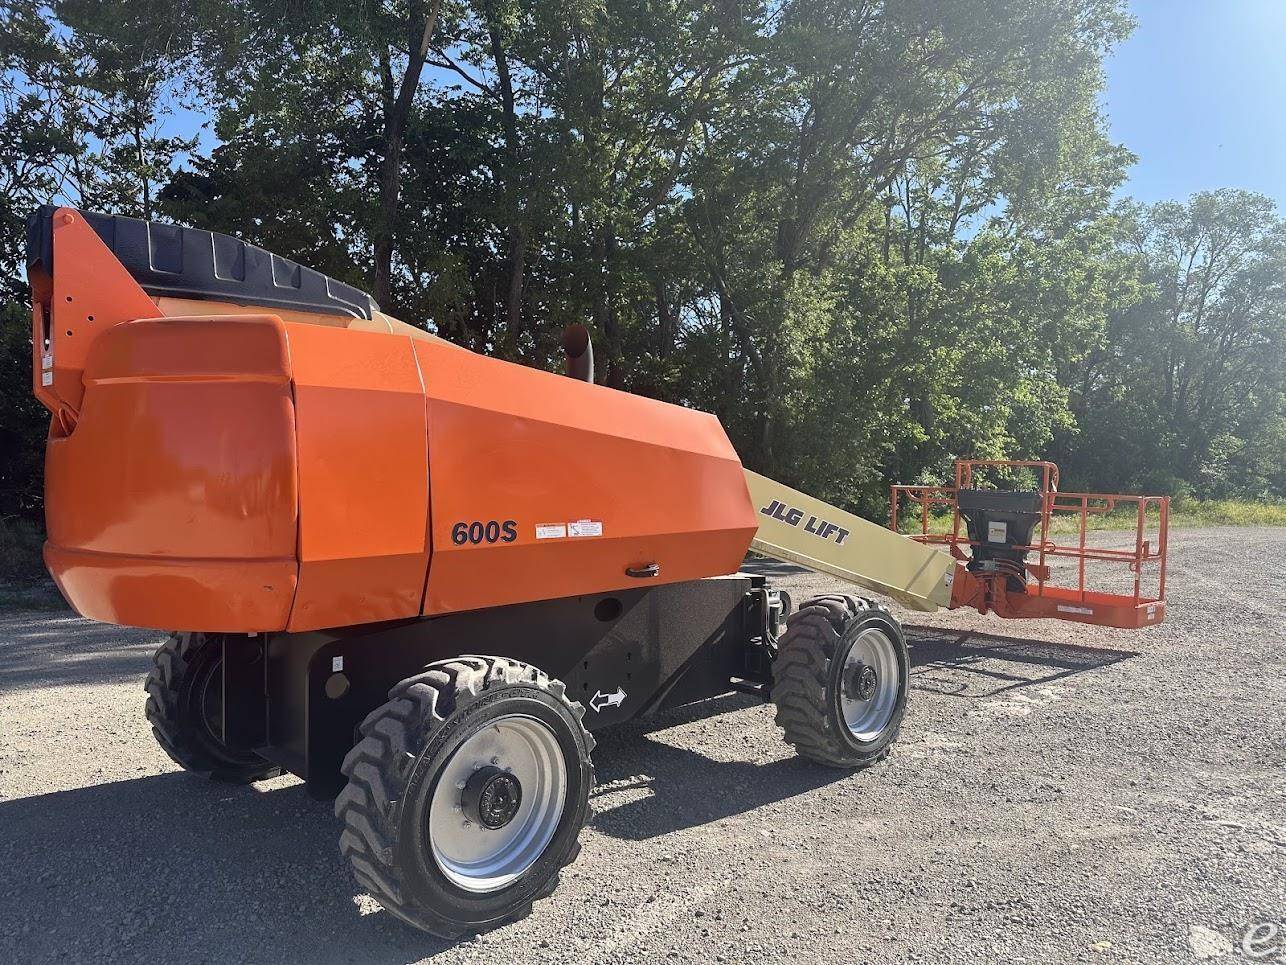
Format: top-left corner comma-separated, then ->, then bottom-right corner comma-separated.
897,498 -> 1286,536
1165,499 -> 1286,528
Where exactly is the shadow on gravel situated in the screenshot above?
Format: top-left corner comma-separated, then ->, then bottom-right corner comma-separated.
904,625 -> 1138,699
0,699 -> 834,962
0,697 -> 838,963
0,611 -> 161,694
0,773 -> 459,965
588,693 -> 844,841
584,623 -> 1141,842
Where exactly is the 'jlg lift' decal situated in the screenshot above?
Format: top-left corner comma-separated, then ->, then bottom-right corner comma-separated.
759,500 -> 851,545
744,470 -> 956,612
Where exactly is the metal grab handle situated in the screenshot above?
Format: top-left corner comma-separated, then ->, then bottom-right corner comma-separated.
625,563 -> 660,579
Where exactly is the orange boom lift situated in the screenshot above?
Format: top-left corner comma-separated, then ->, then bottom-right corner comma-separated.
25,206 -> 1168,936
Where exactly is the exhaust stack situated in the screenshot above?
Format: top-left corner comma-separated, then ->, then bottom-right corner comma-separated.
560,324 -> 594,383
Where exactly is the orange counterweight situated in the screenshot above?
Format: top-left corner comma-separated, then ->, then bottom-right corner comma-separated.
43,314 -> 299,631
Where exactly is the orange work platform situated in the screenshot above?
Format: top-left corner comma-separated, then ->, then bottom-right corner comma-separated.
32,207 -> 759,631
891,460 -> 1169,629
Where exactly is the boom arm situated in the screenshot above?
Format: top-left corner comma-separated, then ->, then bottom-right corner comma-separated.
744,471 -> 954,612
747,463 -> 1167,629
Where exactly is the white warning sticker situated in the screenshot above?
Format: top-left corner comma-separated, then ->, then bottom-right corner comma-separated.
41,355 -> 53,370
987,521 -> 1007,543
41,371 -> 53,386
568,519 -> 603,538
535,524 -> 567,540
1057,604 -> 1094,616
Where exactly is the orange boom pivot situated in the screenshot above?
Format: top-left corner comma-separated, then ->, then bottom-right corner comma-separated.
30,207 -> 758,631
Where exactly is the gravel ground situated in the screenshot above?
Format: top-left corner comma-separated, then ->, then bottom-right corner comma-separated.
1,525 -> 1283,964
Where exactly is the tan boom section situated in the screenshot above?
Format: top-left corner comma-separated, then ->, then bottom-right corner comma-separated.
744,471 -> 955,613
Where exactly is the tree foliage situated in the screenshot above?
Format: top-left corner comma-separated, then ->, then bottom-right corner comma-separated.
1053,191 -> 1286,499
0,0 -> 1282,532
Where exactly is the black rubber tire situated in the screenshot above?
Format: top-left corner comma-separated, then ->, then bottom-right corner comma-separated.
144,632 -> 282,783
771,595 -> 908,769
334,655 -> 594,937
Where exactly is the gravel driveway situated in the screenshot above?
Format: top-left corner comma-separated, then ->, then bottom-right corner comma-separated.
1,526 -> 1283,964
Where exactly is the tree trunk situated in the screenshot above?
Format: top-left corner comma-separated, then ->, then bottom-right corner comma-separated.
655,277 -> 675,358
485,0 -> 526,352
594,224 -> 621,388
132,115 -> 151,222
713,276 -> 772,469
373,0 -> 443,308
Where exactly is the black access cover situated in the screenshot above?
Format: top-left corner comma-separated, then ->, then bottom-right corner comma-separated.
26,204 -> 378,320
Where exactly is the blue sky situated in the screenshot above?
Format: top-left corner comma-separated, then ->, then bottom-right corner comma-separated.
1105,0 -> 1286,207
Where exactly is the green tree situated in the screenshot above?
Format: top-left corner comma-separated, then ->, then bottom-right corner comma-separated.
680,0 -> 1134,496
1058,191 -> 1286,498
0,1 -> 192,521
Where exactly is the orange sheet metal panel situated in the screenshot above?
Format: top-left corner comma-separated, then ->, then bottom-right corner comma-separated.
414,339 -> 758,616
35,207 -> 162,420
285,324 -> 430,631
947,568 -> 1164,629
996,584 -> 1165,629
43,315 -> 298,630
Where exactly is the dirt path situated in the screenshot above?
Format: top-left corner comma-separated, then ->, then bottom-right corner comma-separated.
1,526 -> 1283,964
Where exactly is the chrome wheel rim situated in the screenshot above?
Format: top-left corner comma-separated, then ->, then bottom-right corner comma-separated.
839,628 -> 900,742
428,714 -> 567,893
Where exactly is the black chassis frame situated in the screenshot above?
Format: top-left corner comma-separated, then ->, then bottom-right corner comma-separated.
220,574 -> 786,797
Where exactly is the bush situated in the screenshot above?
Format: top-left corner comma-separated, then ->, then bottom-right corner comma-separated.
0,515 -> 46,584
